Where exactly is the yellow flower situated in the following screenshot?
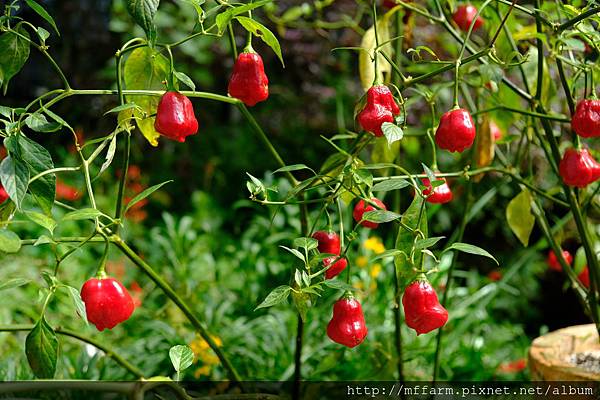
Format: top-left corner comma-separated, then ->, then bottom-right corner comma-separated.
353,281 -> 364,290
370,263 -> 382,278
356,256 -> 368,268
364,236 -> 385,254
189,335 -> 222,377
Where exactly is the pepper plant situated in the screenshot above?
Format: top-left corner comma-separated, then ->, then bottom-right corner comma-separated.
0,0 -> 598,395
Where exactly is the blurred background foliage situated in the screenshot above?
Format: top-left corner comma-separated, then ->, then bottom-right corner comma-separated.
0,0 -> 595,382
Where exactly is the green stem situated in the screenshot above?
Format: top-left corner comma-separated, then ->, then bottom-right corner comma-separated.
556,6 -> 600,32
114,131 -> 131,230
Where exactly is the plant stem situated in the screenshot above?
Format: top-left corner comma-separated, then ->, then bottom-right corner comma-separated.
0,325 -> 144,378
292,315 -> 304,400
112,238 -> 244,385
557,6 -> 600,32
114,131 -> 131,230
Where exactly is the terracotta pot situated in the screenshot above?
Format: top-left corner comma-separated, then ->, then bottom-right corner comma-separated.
529,324 -> 600,381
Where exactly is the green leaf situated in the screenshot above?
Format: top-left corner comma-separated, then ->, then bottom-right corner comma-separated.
169,345 -> 194,373
215,0 -> 271,33
354,169 -> 373,187
99,135 -> 117,175
25,113 -> 62,132
24,211 -> 56,233
394,195 -> 427,286
381,122 -> 404,145
42,108 -> 73,132
0,229 -> 21,253
370,249 -> 403,262
444,242 -> 499,265
372,178 -> 410,192
322,280 -> 355,291
26,316 -> 59,379
506,188 -> 534,247
62,285 -> 88,324
280,245 -> 305,262
362,210 -> 401,224
173,71 -> 195,91
125,180 -> 172,213
104,103 -> 140,115
415,236 -> 445,250
36,27 -> 50,43
255,285 -> 291,310
123,47 -> 170,146
0,156 -> 30,209
7,135 -> 56,214
293,237 -> 318,252
0,277 -> 30,291
125,0 -> 160,42
273,164 -> 313,174
62,208 -> 103,221
0,26 -> 30,94
291,290 -> 310,322
24,0 -> 59,35
235,16 -> 284,66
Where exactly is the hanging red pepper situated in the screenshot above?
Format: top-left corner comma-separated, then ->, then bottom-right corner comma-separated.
435,108 -> 476,152
403,279 -> 448,335
312,230 -> 341,255
327,294 -> 368,348
324,256 -> 348,279
452,4 -> 484,32
357,85 -> 400,137
546,249 -> 573,272
558,148 -> 600,188
353,198 -> 387,229
0,184 -> 8,204
422,176 -> 453,204
571,99 -> 600,138
155,91 -> 199,142
228,51 -> 269,107
81,277 -> 135,331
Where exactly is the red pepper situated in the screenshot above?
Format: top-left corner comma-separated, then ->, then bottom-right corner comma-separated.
353,198 -> 387,229
490,121 -> 502,141
357,85 -> 400,137
55,180 -> 81,201
558,148 -> 600,188
546,249 -> 573,272
228,51 -> 269,107
579,267 -> 590,289
402,279 -> 448,335
324,256 -> 348,279
571,99 -> 600,138
435,108 -> 476,152
327,295 -> 368,348
383,0 -> 396,8
312,230 -> 341,255
0,184 -> 8,204
452,4 -> 483,32
421,176 -> 453,204
155,91 -> 199,143
80,277 -> 135,331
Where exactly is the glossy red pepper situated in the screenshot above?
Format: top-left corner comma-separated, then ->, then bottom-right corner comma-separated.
228,51 -> 269,106
80,277 -> 135,331
435,108 -> 476,152
0,184 -> 8,204
402,279 -> 448,335
155,91 -> 199,142
327,295 -> 368,348
490,121 -> 502,141
357,85 -> 400,137
422,176 -> 453,204
353,198 -> 387,229
312,230 -> 341,255
452,4 -> 483,32
324,256 -> 348,279
558,148 -> 600,188
571,99 -> 600,138
546,249 -> 573,272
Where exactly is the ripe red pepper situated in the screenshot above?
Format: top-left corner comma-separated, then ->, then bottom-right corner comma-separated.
55,180 -> 81,201
155,91 -> 199,142
353,198 -> 387,229
327,295 -> 368,348
490,121 -> 502,141
0,184 -> 8,204
80,277 -> 135,331
435,108 -> 476,152
324,256 -> 348,279
558,148 -> 600,188
571,99 -> 600,138
357,85 -> 400,137
312,230 -> 341,255
402,279 -> 448,335
421,176 -> 453,204
452,4 -> 483,32
228,51 -> 269,107
547,250 -> 573,272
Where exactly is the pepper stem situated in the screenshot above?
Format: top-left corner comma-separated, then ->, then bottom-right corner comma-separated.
165,45 -> 176,91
